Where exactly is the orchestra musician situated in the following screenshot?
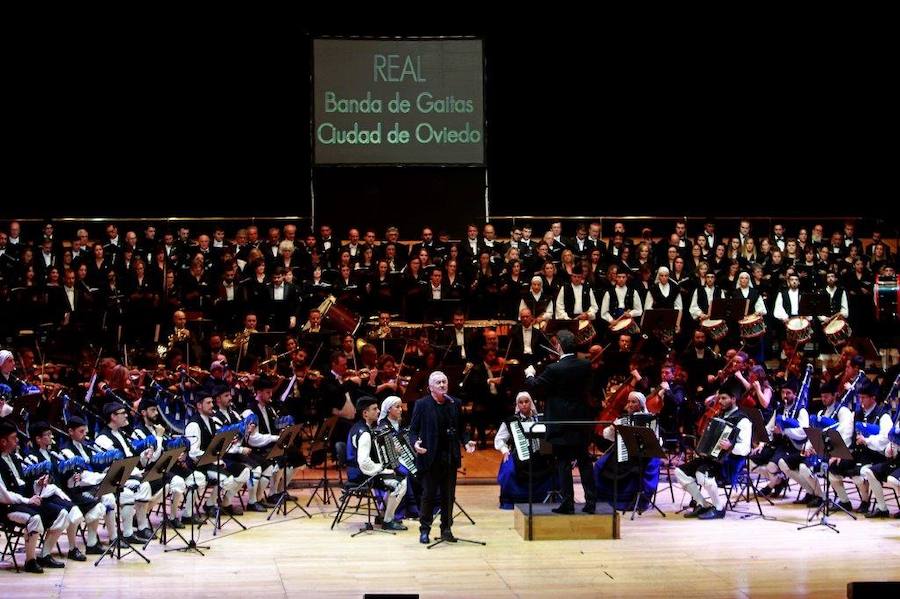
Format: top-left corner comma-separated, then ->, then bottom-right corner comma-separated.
1,419 -> 74,573
346,396 -> 408,531
827,380 -> 891,514
592,391 -> 662,510
675,389 -> 751,520
493,391 -> 554,509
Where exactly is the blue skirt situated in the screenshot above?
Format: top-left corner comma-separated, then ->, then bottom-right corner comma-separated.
497,456 -> 558,510
593,452 -> 661,511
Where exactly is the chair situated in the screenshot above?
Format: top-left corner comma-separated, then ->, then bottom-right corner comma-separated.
329,442 -> 390,536
1,520 -> 27,572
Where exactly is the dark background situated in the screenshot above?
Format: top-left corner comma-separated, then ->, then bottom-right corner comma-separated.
6,14 -> 895,237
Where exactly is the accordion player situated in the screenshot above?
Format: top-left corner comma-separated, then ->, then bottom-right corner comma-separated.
675,390 -> 751,520
494,392 -> 556,509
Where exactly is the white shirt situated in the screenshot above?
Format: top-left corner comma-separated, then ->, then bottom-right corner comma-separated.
431,284 -> 442,300
774,288 -> 801,320
521,326 -> 534,355
224,282 -> 235,301
64,285 -> 76,311
737,286 -> 767,315
820,286 -> 849,321
555,283 -> 598,320
468,238 -> 478,253
600,284 -> 643,322
455,328 -> 466,360
644,282 -> 683,312
689,285 -> 718,320
273,284 -> 284,301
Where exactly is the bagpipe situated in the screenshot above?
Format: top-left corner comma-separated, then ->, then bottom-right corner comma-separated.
881,374 -> 900,445
776,363 -> 814,432
810,371 -> 865,430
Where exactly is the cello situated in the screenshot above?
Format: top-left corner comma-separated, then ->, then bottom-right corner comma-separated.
696,354 -> 745,435
595,335 -> 648,438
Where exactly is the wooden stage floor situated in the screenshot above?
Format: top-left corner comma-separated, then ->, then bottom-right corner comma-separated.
3,453 -> 900,598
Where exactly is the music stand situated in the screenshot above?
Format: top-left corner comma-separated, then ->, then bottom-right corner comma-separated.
617,425 -> 666,519
798,427 -> 855,533
710,298 -> 749,322
93,455 -> 147,566
306,416 -> 340,508
141,446 -> 195,551
800,293 -> 830,318
425,298 -> 461,326
194,429 -> 244,536
427,456 -> 487,550
266,424 -> 312,520
734,408 -> 777,520
247,332 -> 285,361
640,309 -> 678,347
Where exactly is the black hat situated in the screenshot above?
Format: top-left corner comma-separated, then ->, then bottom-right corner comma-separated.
211,384 -> 231,398
781,379 -> 800,394
571,263 -> 584,276
29,421 -> 51,439
820,378 -> 838,394
355,396 -> 378,414
851,355 -> 865,368
193,394 -> 211,405
255,376 -> 275,390
860,380 -> 880,399
66,416 -> 87,429
103,402 -> 128,419
137,397 -> 158,412
0,419 -> 17,437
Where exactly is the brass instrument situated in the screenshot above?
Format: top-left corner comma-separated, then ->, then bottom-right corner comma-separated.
223,328 -> 255,351
158,327 -> 191,359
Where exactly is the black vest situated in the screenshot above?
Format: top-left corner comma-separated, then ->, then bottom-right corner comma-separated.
607,285 -> 635,315
826,287 -> 845,314
346,421 -> 379,482
695,286 -> 720,313
649,283 -> 678,309
0,453 -> 28,496
97,427 -> 135,457
189,414 -> 217,452
853,405 -> 888,464
731,287 -> 760,311
562,283 -> 594,318
779,289 -> 800,316
250,403 -> 279,436
61,439 -> 96,462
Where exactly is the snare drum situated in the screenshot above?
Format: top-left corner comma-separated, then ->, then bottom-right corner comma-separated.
824,318 -> 851,347
786,316 -> 812,345
739,314 -> 766,339
700,318 -> 728,342
575,320 -> 597,345
610,316 -> 640,336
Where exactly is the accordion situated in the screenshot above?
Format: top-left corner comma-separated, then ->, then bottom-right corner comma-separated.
509,419 -> 536,463
615,413 -> 657,463
372,425 -> 418,477
696,417 -> 735,461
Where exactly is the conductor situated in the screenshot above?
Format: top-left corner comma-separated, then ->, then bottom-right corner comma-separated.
408,371 -> 476,545
524,329 -> 598,514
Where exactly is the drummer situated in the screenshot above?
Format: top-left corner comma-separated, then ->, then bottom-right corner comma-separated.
600,268 -> 643,330
554,264 -> 598,321
773,272 -> 811,341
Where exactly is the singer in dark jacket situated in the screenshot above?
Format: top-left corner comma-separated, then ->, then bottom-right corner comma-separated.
408,370 -> 476,544
524,329 -> 598,514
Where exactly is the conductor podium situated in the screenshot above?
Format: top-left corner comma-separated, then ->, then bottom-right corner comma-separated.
513,502 -> 619,541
